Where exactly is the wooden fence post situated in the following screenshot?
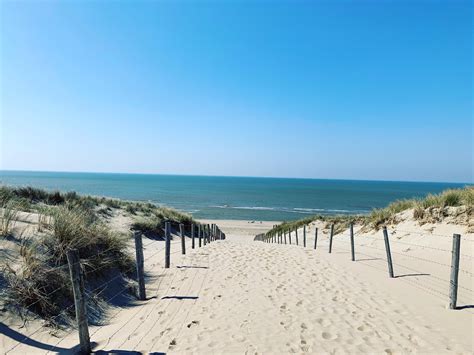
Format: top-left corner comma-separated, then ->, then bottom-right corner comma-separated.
449,234 -> 461,309
382,226 -> 394,278
134,232 -> 146,300
180,223 -> 186,255
191,224 -> 195,249
314,227 -> 318,250
303,225 -> 306,248
295,227 -> 299,245
284,230 -> 287,244
66,249 -> 91,355
203,225 -> 207,246
350,223 -> 355,261
198,224 -> 202,247
289,229 -> 292,244
165,221 -> 171,268
329,224 -> 334,253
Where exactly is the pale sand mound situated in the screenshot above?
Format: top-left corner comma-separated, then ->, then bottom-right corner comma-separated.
1,220 -> 473,354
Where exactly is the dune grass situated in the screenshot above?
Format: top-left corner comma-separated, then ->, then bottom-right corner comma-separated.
0,199 -> 19,237
1,205 -> 133,324
266,186 -> 473,236
0,185 -> 197,325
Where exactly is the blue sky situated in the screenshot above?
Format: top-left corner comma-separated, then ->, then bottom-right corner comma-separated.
0,0 -> 472,183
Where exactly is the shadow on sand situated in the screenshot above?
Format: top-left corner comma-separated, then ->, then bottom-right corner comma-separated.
0,322 -> 88,354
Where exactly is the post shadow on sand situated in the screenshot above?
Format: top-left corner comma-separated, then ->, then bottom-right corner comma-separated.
176,265 -> 209,269
0,322 -> 93,354
356,257 -> 381,262
161,296 -> 198,300
86,272 -> 156,326
95,351 -> 149,355
395,273 -> 430,278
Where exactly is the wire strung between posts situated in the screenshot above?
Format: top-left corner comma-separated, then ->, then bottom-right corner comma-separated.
8,226 -> 213,353
9,237 -> 167,354
152,243 -> 236,351
48,243 -> 176,354
172,251 -> 211,343
60,235 -> 196,352
329,235 -> 474,298
388,228 -> 474,242
119,252 -> 195,350
146,253 -> 204,351
354,232 -> 474,259
334,244 -> 457,298
5,302 -> 77,354
9,235 -> 156,312
132,243 -> 221,350
111,233 -> 208,350
356,243 -> 474,276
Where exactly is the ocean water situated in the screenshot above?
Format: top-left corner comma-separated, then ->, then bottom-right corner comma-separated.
0,171 -> 468,221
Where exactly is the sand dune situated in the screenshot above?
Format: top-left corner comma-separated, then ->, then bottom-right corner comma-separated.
2,218 -> 473,354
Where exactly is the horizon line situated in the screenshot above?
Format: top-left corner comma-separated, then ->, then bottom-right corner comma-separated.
0,169 -> 471,186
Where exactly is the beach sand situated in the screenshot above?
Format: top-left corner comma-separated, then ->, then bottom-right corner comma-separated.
2,218 -> 473,354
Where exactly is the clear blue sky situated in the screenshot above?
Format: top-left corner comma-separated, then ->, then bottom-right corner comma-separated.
0,0 -> 472,183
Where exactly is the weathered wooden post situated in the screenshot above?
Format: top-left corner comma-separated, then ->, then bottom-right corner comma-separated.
165,221 -> 171,268
198,224 -> 202,247
191,224 -> 195,249
382,226 -> 394,278
134,232 -> 146,300
314,227 -> 318,250
449,234 -> 461,309
284,230 -> 287,244
350,223 -> 355,261
66,249 -> 91,355
207,224 -> 211,243
289,229 -> 292,244
328,224 -> 334,253
303,225 -> 306,248
295,227 -> 299,246
180,223 -> 186,255
203,225 -> 207,246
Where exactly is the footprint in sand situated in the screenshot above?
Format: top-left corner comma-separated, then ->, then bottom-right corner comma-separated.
168,338 -> 177,350
321,332 -> 337,340
316,318 -> 331,327
232,334 -> 246,342
187,320 -> 200,328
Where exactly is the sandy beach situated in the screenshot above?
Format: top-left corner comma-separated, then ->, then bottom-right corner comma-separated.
2,216 -> 473,354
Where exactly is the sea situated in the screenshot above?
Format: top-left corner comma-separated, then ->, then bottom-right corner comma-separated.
0,171 -> 469,221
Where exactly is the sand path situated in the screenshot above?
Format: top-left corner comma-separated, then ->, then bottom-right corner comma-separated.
2,220 -> 473,354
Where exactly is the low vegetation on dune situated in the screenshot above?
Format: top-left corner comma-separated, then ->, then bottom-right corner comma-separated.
266,186 -> 473,237
0,185 -> 197,326
368,187 -> 473,229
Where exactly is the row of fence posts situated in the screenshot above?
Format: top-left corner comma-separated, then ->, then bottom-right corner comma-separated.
259,223 -> 463,311
67,221 -> 225,354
